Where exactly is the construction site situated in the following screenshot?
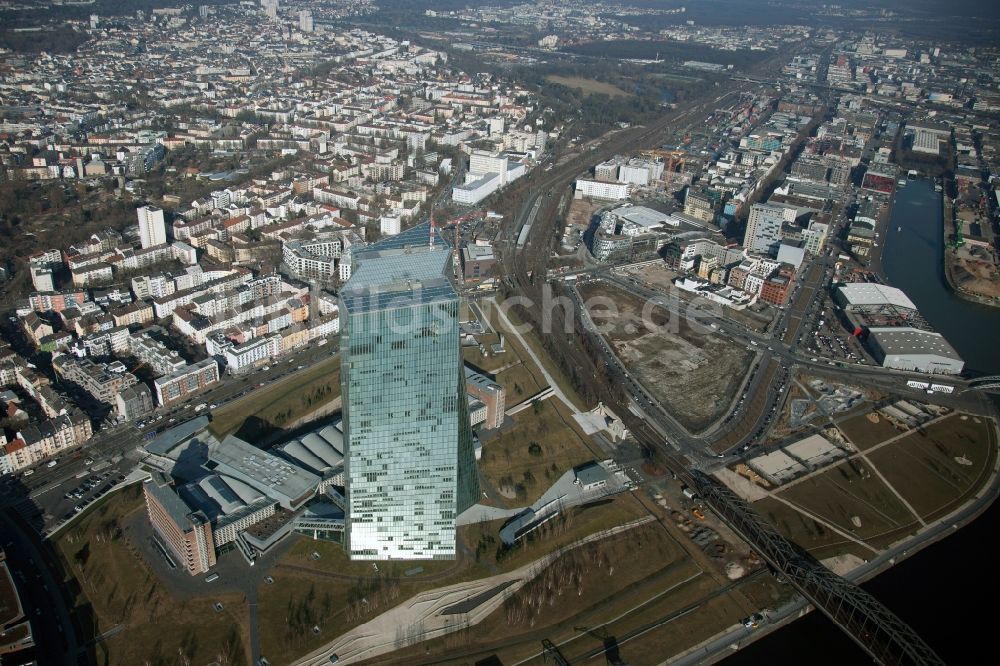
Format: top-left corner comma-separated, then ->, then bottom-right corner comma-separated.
579,280 -> 753,432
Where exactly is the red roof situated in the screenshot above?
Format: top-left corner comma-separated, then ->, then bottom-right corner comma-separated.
4,438 -> 26,453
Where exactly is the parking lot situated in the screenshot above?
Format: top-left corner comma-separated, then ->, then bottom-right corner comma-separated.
801,297 -> 870,365
58,467 -> 129,522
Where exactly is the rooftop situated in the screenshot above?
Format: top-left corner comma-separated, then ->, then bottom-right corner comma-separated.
837,282 -> 917,310
868,327 -> 963,360
209,434 -> 321,508
610,205 -> 671,229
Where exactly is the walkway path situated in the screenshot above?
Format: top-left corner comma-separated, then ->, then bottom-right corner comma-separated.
768,493 -> 879,555
489,297 -> 584,414
291,517 -> 656,666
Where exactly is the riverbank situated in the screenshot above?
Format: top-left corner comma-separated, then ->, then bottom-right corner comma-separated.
879,178 -> 1000,373
723,177 -> 1000,663
867,187 -> 896,279
721,432 -> 1000,665
941,186 -> 1000,308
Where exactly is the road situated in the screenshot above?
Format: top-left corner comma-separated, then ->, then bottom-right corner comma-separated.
1,340 -> 342,537
1,510 -> 79,666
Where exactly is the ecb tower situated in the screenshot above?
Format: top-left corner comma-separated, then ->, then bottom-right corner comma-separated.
340,225 -> 479,560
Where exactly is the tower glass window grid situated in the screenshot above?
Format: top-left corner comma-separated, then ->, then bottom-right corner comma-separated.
340,239 -> 478,560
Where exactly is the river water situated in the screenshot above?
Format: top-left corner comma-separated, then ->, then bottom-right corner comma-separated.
880,179 -> 1000,374
722,179 -> 1000,664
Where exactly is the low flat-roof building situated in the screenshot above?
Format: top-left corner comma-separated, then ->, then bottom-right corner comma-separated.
209,434 -> 321,510
865,327 -> 965,375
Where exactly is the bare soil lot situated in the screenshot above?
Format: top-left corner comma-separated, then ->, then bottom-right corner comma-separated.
580,281 -> 752,432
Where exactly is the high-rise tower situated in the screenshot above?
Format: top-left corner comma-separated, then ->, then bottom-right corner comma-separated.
340,224 -> 478,560
137,205 -> 166,249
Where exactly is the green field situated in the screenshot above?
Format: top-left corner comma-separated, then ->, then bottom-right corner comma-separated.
545,75 -> 634,97
54,486 -> 248,666
208,354 -> 341,440
260,495 -> 651,665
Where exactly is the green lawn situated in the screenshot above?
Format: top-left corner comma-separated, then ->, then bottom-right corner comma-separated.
54,486 -> 248,666
208,354 -> 341,440
545,75 -> 634,97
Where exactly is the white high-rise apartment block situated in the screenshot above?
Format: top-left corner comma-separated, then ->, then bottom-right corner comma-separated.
137,205 -> 167,249
468,150 -> 509,184
744,203 -> 794,257
299,9 -> 313,32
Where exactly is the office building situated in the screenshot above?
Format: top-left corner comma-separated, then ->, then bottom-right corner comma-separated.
29,264 -> 55,292
744,203 -> 794,256
465,366 -> 505,430
575,179 -> 630,201
144,471 -> 216,575
137,205 -> 167,249
340,225 -> 479,560
460,243 -> 496,282
153,358 -> 220,407
115,384 -> 155,421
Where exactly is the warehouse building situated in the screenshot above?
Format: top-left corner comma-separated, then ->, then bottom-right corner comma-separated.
833,283 -> 964,374
865,327 -> 964,375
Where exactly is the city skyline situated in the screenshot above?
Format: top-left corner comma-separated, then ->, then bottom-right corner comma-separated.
0,1 -> 997,664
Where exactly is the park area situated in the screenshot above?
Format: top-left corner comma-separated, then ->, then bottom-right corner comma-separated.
53,485 -> 248,666
754,410 -> 997,559
477,398 -> 600,506
545,75 -> 634,98
359,506 -> 773,666
208,354 -> 341,441
257,493 -> 655,665
579,280 -> 753,432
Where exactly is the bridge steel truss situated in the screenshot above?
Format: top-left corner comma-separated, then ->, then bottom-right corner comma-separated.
688,470 -> 945,666
967,376 -> 1000,393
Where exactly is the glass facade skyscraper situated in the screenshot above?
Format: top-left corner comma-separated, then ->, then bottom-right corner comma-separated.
340,231 -> 479,560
